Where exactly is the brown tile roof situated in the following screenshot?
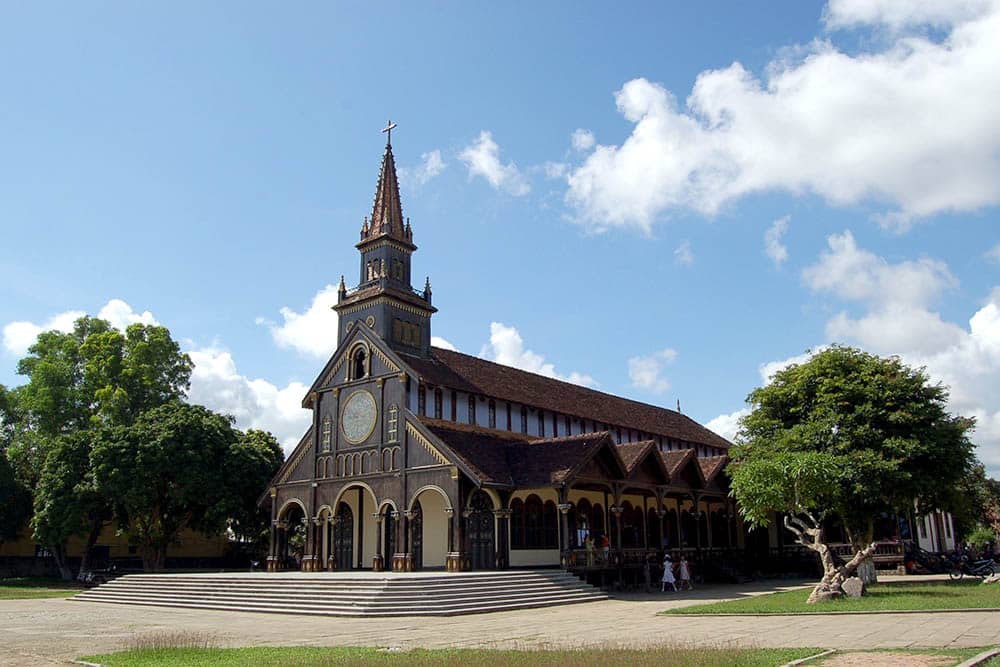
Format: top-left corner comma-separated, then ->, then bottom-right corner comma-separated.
697,455 -> 729,485
419,418 -> 618,487
659,449 -> 696,478
617,440 -> 657,472
400,347 -> 731,451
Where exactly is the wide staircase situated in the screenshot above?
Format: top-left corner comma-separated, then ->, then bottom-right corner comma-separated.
73,570 -> 608,617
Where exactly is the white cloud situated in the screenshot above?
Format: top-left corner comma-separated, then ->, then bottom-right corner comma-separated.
799,234 -> 1000,477
803,230 -> 963,354
706,407 -> 750,442
3,309 -> 85,357
458,131 -> 530,196
2,298 -> 159,358
265,285 -> 340,359
186,346 -> 310,454
674,240 -> 694,266
400,149 -> 446,187
987,243 -> 1000,263
566,3 -> 1000,233
571,128 -> 596,152
628,348 -> 678,394
431,336 -> 457,351
825,0 -> 993,30
479,322 -> 596,387
764,216 -> 790,266
543,161 -> 569,179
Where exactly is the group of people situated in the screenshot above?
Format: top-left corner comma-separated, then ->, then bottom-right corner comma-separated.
661,554 -> 693,592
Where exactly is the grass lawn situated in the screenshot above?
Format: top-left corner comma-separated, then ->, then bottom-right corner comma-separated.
0,576 -> 79,599
663,580 -> 1000,615
80,646 -> 821,667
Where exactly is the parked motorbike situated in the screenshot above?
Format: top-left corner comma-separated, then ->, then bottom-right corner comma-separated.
948,555 -> 996,580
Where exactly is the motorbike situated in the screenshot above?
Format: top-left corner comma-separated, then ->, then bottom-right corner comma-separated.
947,554 -> 996,580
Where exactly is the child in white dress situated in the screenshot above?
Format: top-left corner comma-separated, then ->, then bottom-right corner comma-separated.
679,556 -> 693,590
661,555 -> 676,592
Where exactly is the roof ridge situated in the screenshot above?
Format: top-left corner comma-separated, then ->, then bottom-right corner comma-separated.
428,346 -> 690,419
526,430 -> 611,445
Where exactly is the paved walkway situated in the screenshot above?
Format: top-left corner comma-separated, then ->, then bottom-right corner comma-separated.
2,576 -> 998,666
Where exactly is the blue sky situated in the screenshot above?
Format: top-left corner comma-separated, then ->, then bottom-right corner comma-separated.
2,1 -> 999,476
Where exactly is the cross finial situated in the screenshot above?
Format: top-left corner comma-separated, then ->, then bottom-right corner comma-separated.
382,119 -> 397,146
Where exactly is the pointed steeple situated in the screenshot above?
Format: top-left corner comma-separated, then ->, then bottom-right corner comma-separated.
362,129 -> 407,244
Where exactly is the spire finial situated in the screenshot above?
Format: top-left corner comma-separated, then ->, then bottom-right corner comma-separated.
382,119 -> 397,146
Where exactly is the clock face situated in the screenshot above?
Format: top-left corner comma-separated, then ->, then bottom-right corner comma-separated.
342,390 -> 377,444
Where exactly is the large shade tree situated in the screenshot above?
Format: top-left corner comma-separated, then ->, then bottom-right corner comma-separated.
728,346 -> 976,603
92,402 -> 282,572
7,316 -> 192,578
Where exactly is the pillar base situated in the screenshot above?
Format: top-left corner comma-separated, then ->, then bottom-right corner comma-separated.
326,555 -> 337,571
495,554 -> 509,570
445,552 -> 468,572
372,554 -> 384,572
392,552 -> 414,572
300,555 -> 320,572
266,556 -> 280,572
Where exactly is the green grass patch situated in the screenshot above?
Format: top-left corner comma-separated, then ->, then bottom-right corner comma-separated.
0,576 -> 79,599
80,646 -> 820,667
663,580 -> 1000,615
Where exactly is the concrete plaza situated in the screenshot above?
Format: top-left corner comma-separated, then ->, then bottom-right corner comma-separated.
2,575 -> 998,665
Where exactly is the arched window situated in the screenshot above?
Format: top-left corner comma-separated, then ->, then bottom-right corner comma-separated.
513,495 -> 558,549
450,391 -> 458,421
542,501 -> 558,548
488,400 -> 496,429
382,449 -> 391,472
538,410 -> 545,437
336,455 -> 344,477
520,406 -> 528,434
575,499 -> 592,547
352,347 -> 367,380
468,395 -> 477,425
417,385 -> 426,416
433,389 -> 443,419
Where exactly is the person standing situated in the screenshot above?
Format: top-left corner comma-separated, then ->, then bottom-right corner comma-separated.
679,556 -> 693,590
661,554 -> 676,592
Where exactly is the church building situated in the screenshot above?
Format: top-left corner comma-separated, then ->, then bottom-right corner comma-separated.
264,130 -> 739,575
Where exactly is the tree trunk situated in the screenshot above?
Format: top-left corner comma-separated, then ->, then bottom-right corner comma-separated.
50,544 -> 73,581
783,513 -> 878,604
848,520 -> 878,585
76,518 -> 104,580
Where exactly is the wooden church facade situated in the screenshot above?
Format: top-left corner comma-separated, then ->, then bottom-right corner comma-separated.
264,133 -> 740,574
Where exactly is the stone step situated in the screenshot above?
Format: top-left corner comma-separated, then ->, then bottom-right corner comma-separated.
73,591 -> 606,616
74,569 -> 607,617
91,580 -> 583,596
76,586 -> 600,607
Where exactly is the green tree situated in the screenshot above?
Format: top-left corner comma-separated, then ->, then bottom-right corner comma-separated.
8,316 -> 192,578
216,429 -> 284,552
728,346 -> 976,602
92,402 -> 238,572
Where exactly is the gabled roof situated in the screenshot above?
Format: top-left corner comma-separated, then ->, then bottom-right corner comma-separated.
697,455 -> 729,486
401,347 -> 732,451
419,418 -> 625,488
618,439 -> 671,483
659,448 -> 699,481
260,426 -> 315,506
302,321 -> 417,406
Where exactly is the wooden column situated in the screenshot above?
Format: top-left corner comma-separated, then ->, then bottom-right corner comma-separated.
372,512 -> 384,572
494,509 -> 511,570
391,510 -> 406,572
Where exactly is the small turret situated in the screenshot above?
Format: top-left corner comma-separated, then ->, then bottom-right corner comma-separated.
337,275 -> 347,303
424,276 -> 432,304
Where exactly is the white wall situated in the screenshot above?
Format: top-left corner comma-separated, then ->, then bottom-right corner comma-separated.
416,489 -> 448,567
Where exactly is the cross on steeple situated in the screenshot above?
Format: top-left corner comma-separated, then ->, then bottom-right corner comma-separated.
382,119 -> 397,146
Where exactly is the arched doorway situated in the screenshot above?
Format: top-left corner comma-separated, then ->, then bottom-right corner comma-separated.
334,502 -> 354,570
467,490 -> 495,570
383,507 -> 396,563
410,500 -> 423,570
277,501 -> 306,570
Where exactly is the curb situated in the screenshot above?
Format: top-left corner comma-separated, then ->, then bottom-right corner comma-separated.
72,661 -> 103,667
664,607 -> 1000,617
780,648 -> 836,666
955,647 -> 1000,667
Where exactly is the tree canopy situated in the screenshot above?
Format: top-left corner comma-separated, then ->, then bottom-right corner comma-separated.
727,346 -> 977,598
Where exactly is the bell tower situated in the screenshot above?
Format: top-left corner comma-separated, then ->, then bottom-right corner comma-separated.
335,122 -> 436,356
